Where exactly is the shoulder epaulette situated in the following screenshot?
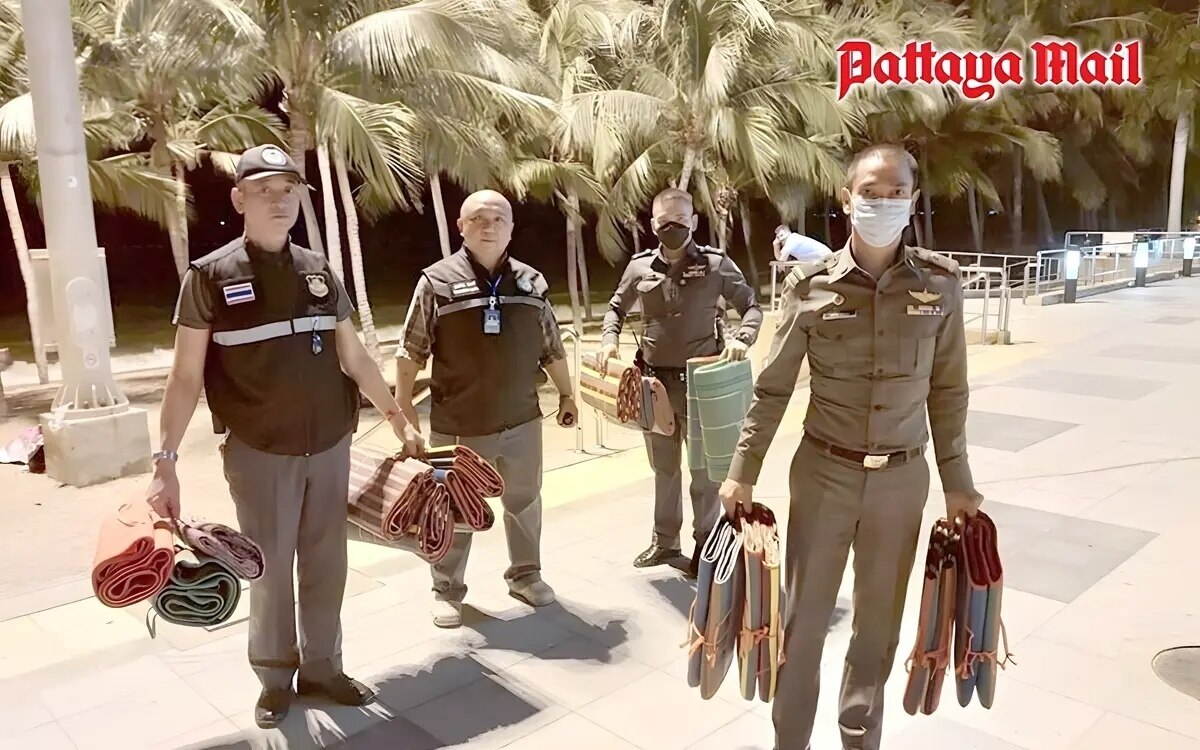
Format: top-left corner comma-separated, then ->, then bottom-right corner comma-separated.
631,248 -> 655,259
698,245 -> 725,256
911,246 -> 960,275
786,253 -> 837,286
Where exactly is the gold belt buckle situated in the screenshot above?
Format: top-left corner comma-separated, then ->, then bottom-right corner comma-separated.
863,454 -> 889,470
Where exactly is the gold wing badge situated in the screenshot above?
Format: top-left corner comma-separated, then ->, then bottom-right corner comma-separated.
909,288 -> 942,304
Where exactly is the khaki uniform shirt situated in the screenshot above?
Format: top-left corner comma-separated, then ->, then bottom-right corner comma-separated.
728,244 -> 975,494
602,243 -> 763,367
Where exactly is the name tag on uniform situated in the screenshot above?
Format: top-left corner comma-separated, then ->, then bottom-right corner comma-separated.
906,304 -> 942,316
222,282 -> 255,306
822,310 -> 857,320
483,307 -> 501,334
451,280 -> 480,298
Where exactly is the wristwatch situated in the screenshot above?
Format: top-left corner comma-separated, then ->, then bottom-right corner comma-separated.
152,449 -> 179,463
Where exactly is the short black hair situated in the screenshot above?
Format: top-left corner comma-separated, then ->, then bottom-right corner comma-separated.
845,144 -> 919,189
652,186 -> 694,212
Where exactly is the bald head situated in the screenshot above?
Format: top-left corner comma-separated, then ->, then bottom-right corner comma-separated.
457,189 -> 514,263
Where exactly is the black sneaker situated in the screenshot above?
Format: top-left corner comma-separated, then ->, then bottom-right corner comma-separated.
296,673 -> 376,706
633,543 -> 682,568
254,688 -> 293,729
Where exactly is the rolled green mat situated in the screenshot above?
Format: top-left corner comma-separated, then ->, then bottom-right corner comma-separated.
149,549 -> 242,633
686,357 -> 720,471
693,359 -> 755,483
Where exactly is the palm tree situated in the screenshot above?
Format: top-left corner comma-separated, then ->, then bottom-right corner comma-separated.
73,0 -> 283,278
563,0 -> 851,262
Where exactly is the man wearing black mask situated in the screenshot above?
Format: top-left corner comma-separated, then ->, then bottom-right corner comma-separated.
598,187 -> 762,574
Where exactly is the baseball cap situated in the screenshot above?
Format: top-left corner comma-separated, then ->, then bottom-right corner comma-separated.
234,144 -> 309,185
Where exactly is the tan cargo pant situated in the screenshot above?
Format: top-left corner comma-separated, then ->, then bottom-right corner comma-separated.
428,417 -> 543,602
773,437 -> 930,750
222,431 -> 352,691
644,375 -> 720,550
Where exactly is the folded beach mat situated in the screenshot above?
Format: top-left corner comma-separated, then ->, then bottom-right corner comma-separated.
700,517 -> 745,699
643,377 -> 675,436
92,504 -> 175,608
148,548 -> 241,635
581,353 -> 643,428
903,518 -> 959,715
347,446 -> 454,562
955,510 -> 1012,709
687,517 -> 736,688
692,358 -> 755,483
685,356 -> 721,471
737,503 -> 784,703
173,518 -> 264,581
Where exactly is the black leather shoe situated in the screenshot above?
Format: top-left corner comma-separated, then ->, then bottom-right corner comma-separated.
297,673 -> 376,706
254,688 -> 293,729
634,543 -> 681,568
685,547 -> 701,579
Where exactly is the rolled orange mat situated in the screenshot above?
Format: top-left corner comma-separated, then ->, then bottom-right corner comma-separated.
92,504 -> 175,608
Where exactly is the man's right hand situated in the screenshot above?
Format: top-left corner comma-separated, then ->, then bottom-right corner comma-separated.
146,464 -> 181,521
597,343 -> 619,376
718,477 -> 753,518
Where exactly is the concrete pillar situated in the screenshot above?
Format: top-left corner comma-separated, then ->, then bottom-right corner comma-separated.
1134,242 -> 1149,288
1063,249 -> 1080,304
22,0 -> 150,486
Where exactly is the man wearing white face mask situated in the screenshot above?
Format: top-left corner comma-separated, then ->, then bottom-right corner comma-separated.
718,143 -> 983,750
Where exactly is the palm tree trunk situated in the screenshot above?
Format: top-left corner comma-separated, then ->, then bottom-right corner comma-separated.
567,189 -> 591,321
1107,200 -> 1117,229
920,150 -> 934,248
1035,181 -> 1054,245
630,219 -> 641,251
1011,147 -> 1024,253
823,198 -> 833,245
564,202 -> 582,332
165,163 -> 189,279
288,120 -> 326,257
967,183 -> 983,253
430,173 -> 453,259
739,198 -> 760,291
316,143 -> 344,282
678,147 -> 697,190
1168,111 -> 1190,238
2,164 -> 48,383
333,150 -> 380,363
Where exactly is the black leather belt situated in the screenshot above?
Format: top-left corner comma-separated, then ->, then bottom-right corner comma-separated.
645,365 -> 686,383
803,434 -> 924,470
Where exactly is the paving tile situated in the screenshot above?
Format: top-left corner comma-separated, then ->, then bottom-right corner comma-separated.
368,643 -> 495,715
501,636 -> 653,708
0,679 -> 56,738
57,676 -> 226,750
511,712 -> 641,749
966,411 -> 1079,452
685,711 -> 776,749
226,702 -> 393,749
1069,712 -> 1200,749
1097,344 -> 1200,365
0,721 -> 77,750
887,716 -> 1030,749
402,671 -> 567,748
151,719 -> 241,749
578,670 -> 746,750
40,654 -> 183,721
1149,316 -> 1199,325
997,370 -> 1168,400
324,715 -> 444,750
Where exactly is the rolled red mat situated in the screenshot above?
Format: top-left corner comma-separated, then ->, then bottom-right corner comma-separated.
92,505 -> 175,608
425,445 -> 504,498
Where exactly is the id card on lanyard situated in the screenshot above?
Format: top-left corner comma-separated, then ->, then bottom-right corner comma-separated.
484,277 -> 501,335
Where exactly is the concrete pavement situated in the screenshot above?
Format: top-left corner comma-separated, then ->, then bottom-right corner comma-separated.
2,279 -> 1200,749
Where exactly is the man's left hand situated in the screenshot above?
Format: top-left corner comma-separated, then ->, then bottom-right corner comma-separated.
945,490 -> 983,521
558,395 -> 579,427
720,340 -> 749,362
391,416 -> 426,459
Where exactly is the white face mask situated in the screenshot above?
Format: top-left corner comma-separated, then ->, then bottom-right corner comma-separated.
850,196 -> 913,247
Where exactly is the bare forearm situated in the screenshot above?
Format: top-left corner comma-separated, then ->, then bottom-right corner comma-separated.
545,358 -> 573,397
394,357 -> 422,426
158,371 -> 203,452
346,351 -> 404,422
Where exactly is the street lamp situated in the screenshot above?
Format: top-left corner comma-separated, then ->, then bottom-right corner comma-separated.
1063,249 -> 1081,303
1134,241 -> 1149,287
21,0 -> 150,486
1184,237 -> 1195,278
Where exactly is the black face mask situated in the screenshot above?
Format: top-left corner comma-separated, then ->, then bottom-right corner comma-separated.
654,222 -> 691,250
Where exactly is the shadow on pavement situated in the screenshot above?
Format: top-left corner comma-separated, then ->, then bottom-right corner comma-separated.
178,601 -> 630,750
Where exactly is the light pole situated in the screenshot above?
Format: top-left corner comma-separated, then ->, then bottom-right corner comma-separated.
22,0 -> 150,486
1063,249 -> 1081,303
1134,241 -> 1149,288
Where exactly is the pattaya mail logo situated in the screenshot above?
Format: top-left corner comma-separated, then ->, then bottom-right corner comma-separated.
837,39 -> 1143,101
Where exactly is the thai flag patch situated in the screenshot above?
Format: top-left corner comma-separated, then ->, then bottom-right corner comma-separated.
222,282 -> 255,306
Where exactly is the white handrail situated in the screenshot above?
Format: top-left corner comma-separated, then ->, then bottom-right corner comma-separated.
559,328 -> 584,453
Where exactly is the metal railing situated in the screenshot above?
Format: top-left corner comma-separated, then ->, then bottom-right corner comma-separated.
1028,233 -> 1194,299
961,266 -> 1011,344
560,327 -> 584,453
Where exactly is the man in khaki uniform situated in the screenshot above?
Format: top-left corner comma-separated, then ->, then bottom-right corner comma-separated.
599,187 -> 762,575
719,144 -> 983,750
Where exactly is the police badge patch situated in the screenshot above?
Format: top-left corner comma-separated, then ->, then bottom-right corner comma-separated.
306,274 -> 329,299
262,146 -> 288,166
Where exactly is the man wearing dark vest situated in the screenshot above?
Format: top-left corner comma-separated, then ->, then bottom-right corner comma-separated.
395,189 -> 579,629
598,187 -> 763,575
144,144 -> 423,728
